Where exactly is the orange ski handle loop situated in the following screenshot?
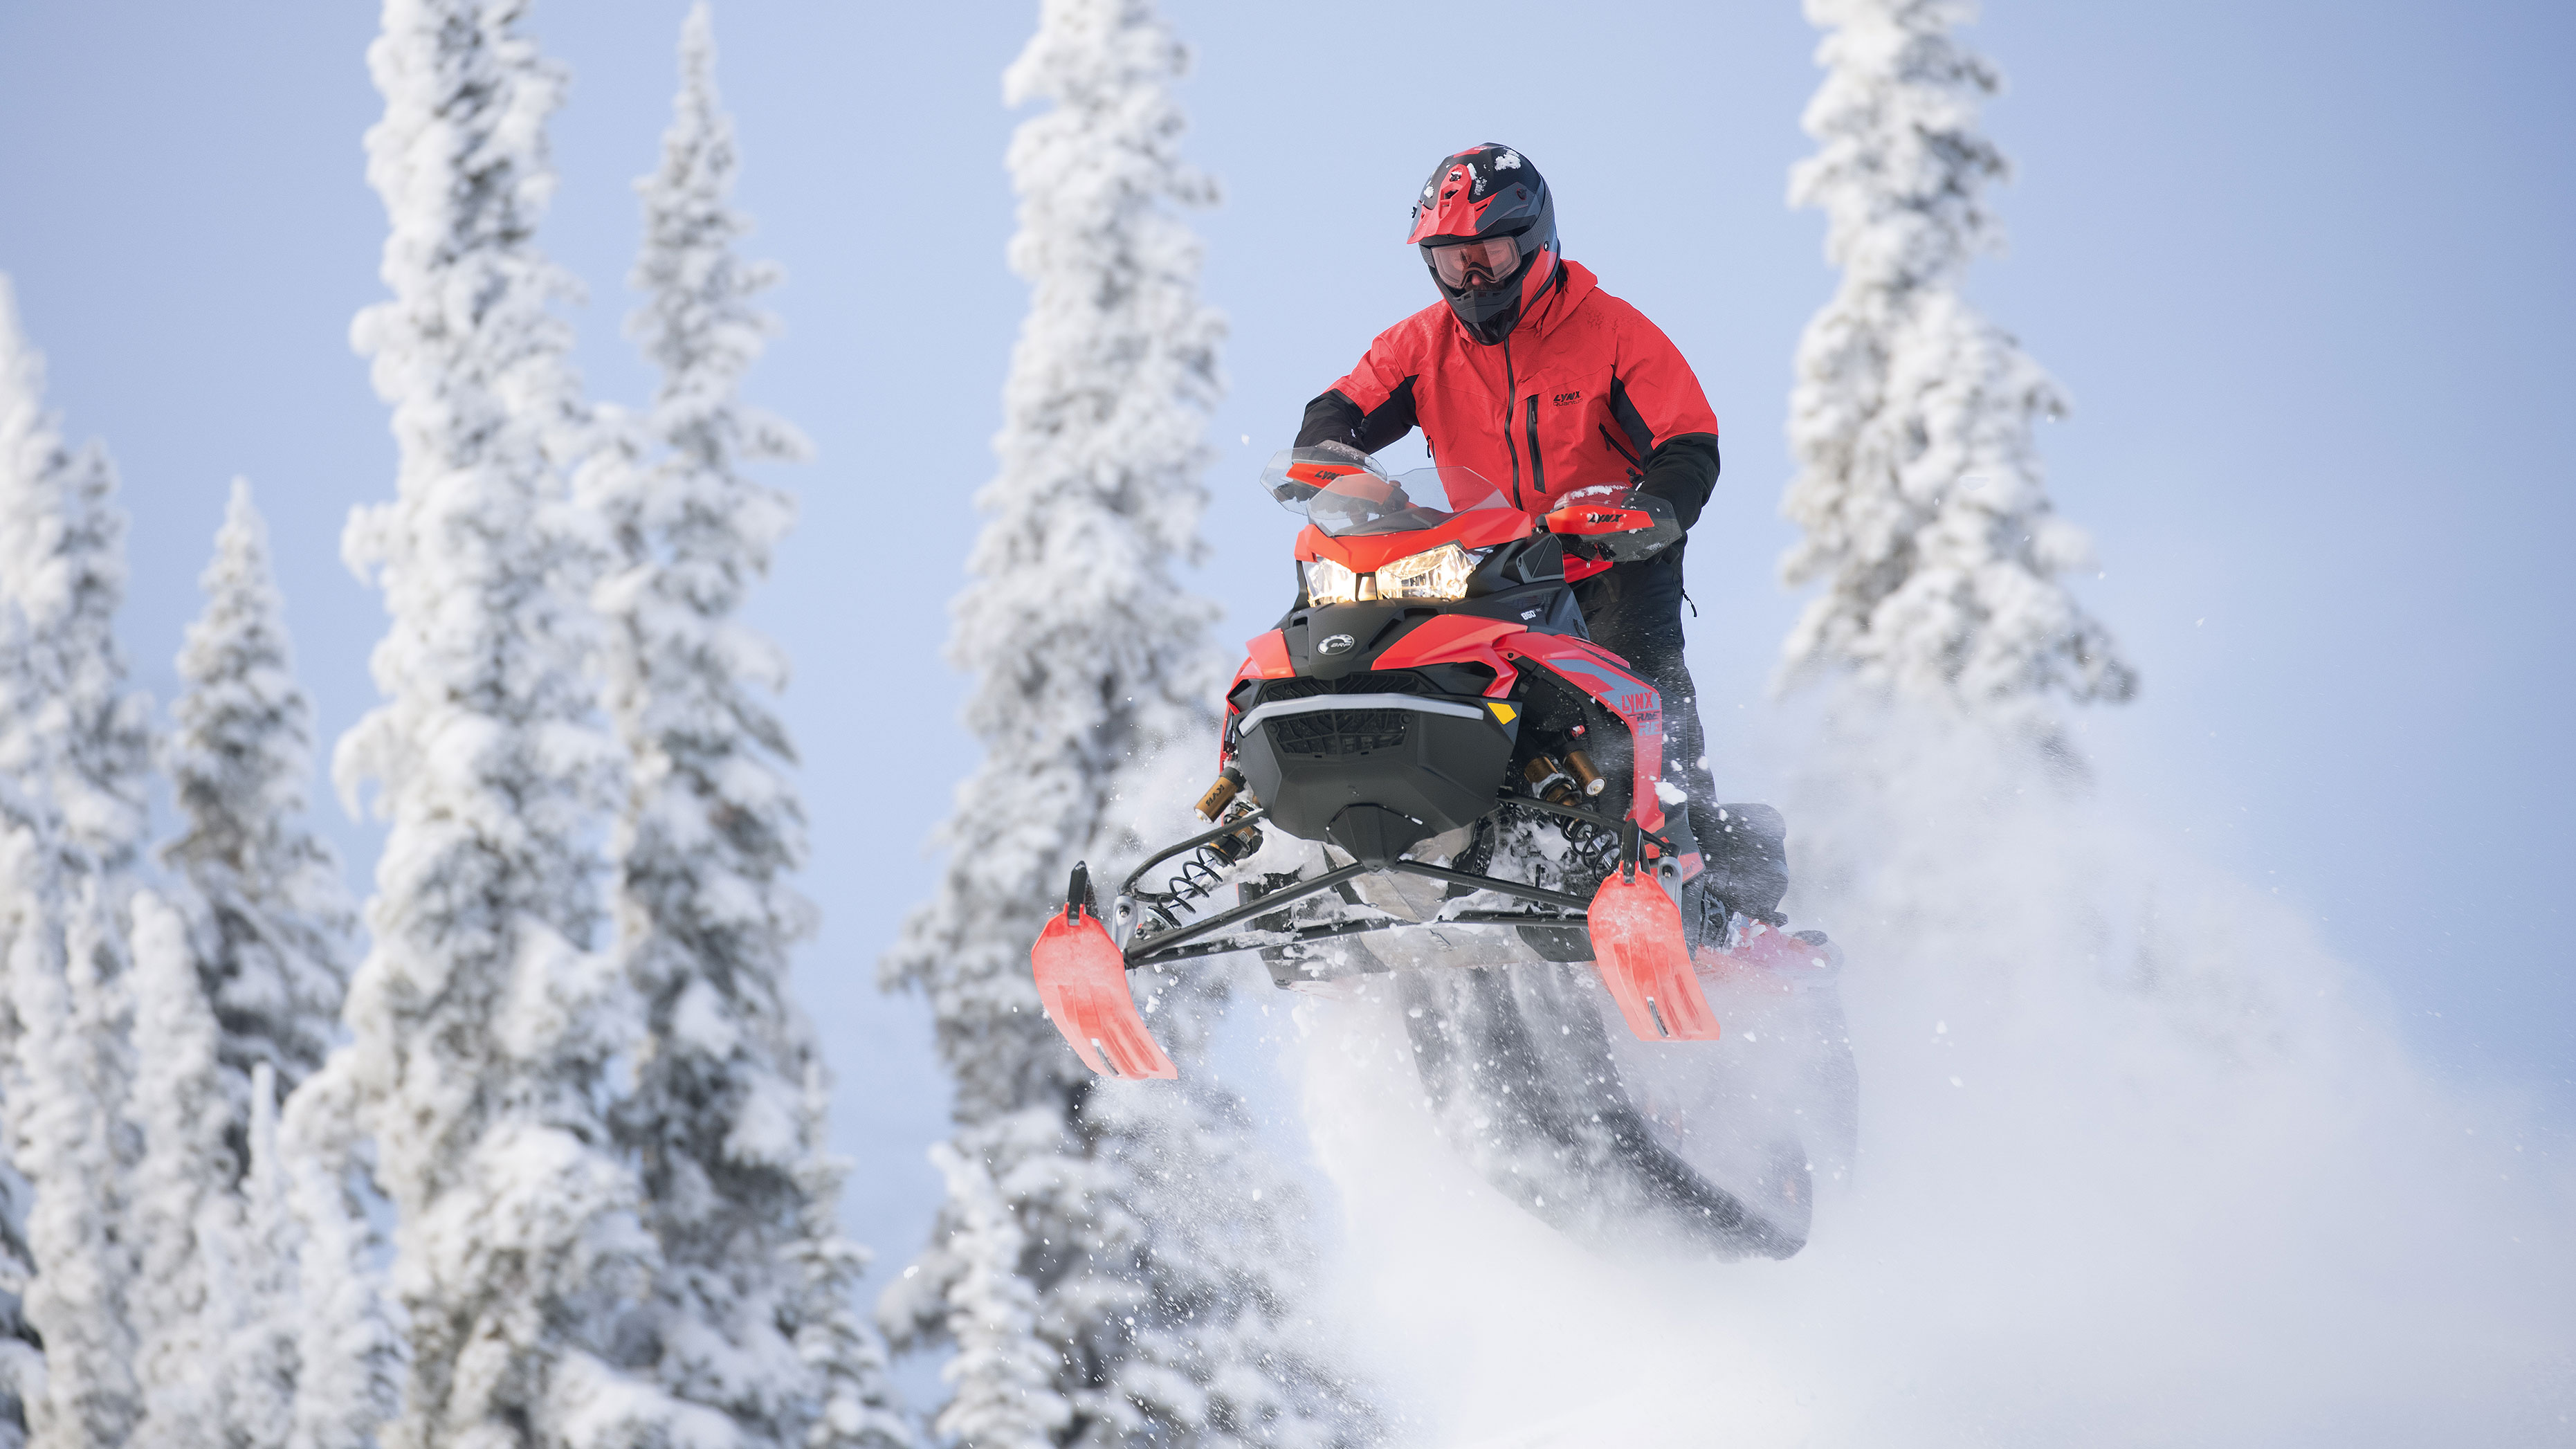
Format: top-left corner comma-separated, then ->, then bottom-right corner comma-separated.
1584,821 -> 1721,1042
1030,863 -> 1178,1080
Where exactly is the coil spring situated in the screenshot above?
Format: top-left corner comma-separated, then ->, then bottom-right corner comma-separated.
1506,797 -> 1618,890
1158,844 -> 1234,912
1140,819 -> 1264,931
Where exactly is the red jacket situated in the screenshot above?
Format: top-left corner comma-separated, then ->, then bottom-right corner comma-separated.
1297,260 -> 1721,528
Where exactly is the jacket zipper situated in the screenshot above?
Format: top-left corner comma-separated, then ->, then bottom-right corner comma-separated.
1598,423 -> 1645,481
1499,334 -> 1524,508
1526,395 -> 1546,502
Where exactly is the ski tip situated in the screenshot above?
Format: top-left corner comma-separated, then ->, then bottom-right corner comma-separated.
1030,908 -> 1178,1081
1585,867 -> 1721,1042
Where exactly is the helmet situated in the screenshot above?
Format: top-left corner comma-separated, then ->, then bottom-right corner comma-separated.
1406,143 -> 1559,345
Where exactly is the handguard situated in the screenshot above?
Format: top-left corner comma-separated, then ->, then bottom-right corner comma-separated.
1030,864 -> 1178,1080
1585,824 -> 1723,1041
1695,920 -> 1843,996
1542,485 -> 1681,563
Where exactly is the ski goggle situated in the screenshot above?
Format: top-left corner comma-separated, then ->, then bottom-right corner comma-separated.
1425,234 -> 1524,290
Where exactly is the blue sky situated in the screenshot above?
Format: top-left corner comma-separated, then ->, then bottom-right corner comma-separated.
1,0 -> 2568,1272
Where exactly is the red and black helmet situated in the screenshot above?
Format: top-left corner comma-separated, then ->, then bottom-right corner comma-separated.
1407,143 -> 1559,345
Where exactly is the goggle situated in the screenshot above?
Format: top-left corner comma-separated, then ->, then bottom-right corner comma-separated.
1426,234 -> 1524,290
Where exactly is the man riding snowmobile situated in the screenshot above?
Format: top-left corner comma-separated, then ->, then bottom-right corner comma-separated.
1261,144 -> 1842,1255
1025,144 -> 1854,1259
1295,143 -> 1787,930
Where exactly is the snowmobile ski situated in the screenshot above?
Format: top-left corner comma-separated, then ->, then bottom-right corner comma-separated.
1585,820 -> 1721,1041
1030,864 -> 1176,1080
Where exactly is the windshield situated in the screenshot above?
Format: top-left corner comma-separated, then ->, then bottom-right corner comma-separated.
1257,448 -> 1513,538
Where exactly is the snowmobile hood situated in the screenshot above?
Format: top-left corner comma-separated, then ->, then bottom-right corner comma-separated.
1293,510 -> 1535,572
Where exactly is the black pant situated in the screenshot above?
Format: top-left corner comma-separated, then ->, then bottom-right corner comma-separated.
1573,546 -> 1789,923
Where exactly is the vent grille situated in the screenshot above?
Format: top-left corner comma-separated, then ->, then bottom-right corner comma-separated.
1266,709 -> 1411,758
1256,671 -> 1434,706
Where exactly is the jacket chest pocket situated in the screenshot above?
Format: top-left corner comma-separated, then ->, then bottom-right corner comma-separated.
1523,371 -> 1623,500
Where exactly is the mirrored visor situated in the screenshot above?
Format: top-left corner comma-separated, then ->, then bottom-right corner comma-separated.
1426,234 -> 1523,291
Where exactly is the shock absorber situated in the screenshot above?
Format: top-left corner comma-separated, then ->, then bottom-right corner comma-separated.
1563,748 -> 1608,798
1144,792 -> 1266,929
1195,767 -> 1244,820
1523,754 -> 1580,805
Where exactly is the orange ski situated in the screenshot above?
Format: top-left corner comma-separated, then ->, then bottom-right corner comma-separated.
1031,864 -> 1177,1080
1586,829 -> 1721,1042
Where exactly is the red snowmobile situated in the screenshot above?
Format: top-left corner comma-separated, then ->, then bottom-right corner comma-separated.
1031,449 -> 1852,1259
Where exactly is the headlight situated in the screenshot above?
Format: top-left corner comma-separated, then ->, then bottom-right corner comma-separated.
1305,556 -> 1360,605
1306,544 -> 1481,606
1375,543 -> 1478,601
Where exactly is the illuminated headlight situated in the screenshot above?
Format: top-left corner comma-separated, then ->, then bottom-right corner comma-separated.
1305,556 -> 1360,605
1375,543 -> 1478,601
1306,545 -> 1482,606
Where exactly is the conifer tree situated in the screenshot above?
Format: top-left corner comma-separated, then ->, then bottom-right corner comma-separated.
0,609 -> 66,1448
126,887 -> 233,1449
0,272 -> 149,1449
881,3 -> 1371,1442
224,1064 -> 300,1449
787,1066 -> 911,1449
0,299 -> 49,1449
926,1144 -> 1066,1449
152,481 -> 381,1449
581,10 -> 902,1445
1780,0 -> 2135,723
277,1066 -> 403,1449
0,280 -> 151,880
162,480 -> 356,1154
326,3 -> 672,1443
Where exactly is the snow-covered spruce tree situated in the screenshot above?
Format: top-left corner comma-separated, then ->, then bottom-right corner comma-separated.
278,1065 -> 403,1449
1779,0 -> 2135,725
127,887 -> 235,1449
787,1066 -> 910,1449
0,609 -> 59,1448
579,10 -> 904,1445
926,1144 -> 1068,1449
328,3 -> 681,1443
0,826 -> 138,1449
162,480 -> 356,1168
0,278 -> 153,877
0,273 -> 152,1449
223,1064 -> 299,1449
881,3 -> 1371,1443
138,480 -> 364,1446
131,473 -> 360,1447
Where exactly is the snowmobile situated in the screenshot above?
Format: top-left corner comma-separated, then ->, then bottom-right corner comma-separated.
1030,448 -> 1854,1259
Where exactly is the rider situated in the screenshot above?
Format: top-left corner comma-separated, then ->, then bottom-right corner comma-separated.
1292,143 -> 1787,927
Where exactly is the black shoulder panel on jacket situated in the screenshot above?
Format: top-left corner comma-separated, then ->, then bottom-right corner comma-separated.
1295,379 -> 1419,455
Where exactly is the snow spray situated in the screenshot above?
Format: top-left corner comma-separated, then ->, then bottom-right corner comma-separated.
1290,707 -> 2576,1448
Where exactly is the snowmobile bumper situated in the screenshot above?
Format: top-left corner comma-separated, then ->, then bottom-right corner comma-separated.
1030,865 -> 1177,1080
